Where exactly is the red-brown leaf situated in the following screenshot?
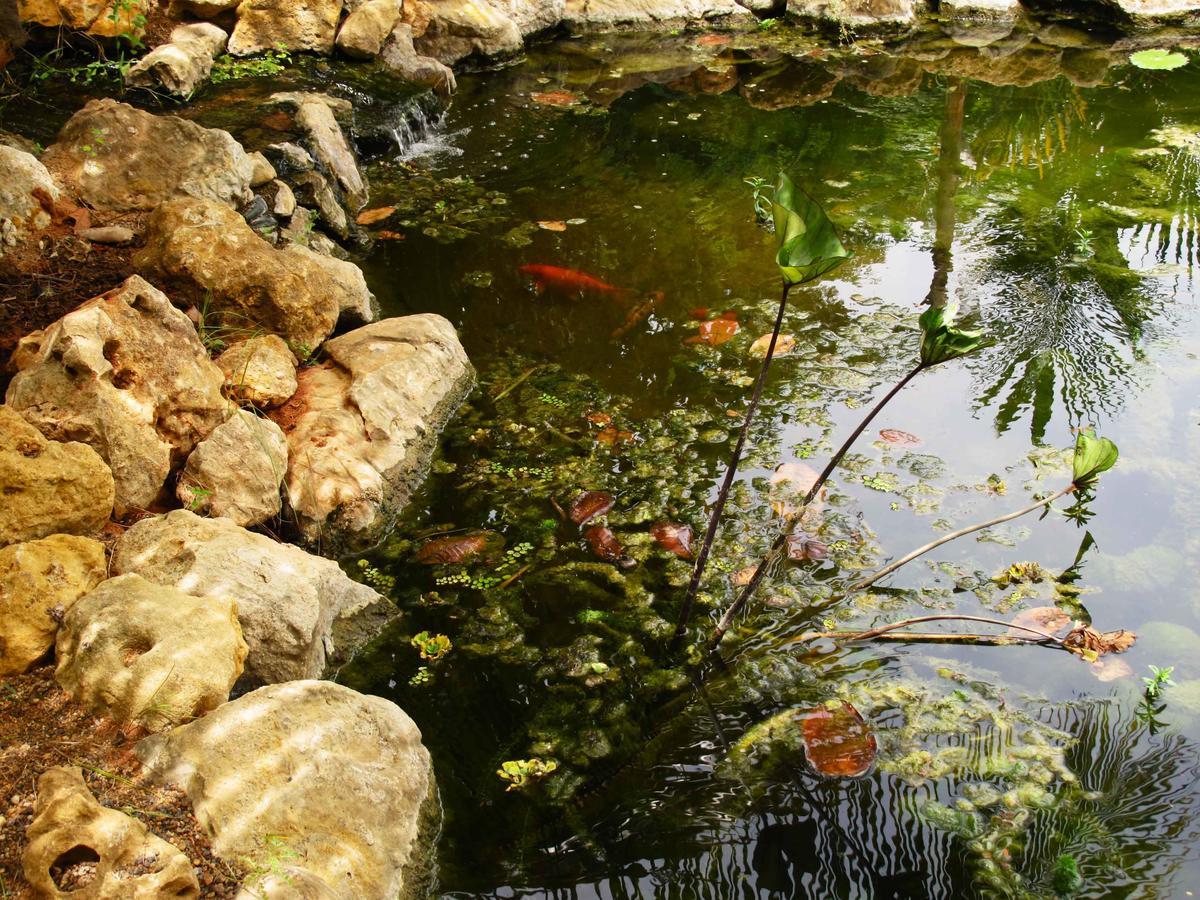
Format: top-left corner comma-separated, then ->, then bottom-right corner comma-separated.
584,525 -> 635,568
595,426 -> 634,446
531,91 -> 579,107
417,533 -> 490,564
685,318 -> 739,346
695,34 -> 732,46
651,522 -> 693,559
1007,606 -> 1072,638
356,206 -> 396,226
879,428 -> 922,447
569,491 -> 615,525
800,702 -> 877,778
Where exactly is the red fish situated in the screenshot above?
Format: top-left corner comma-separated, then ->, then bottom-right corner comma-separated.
520,264 -> 630,298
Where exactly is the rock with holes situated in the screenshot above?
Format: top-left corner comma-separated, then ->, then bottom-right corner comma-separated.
271,315 -> 474,554
41,99 -> 255,212
562,0 -> 754,28
230,0 -> 344,54
23,766 -> 199,899
5,276 -> 228,518
177,409 -> 288,527
411,0 -> 523,64
336,0 -> 402,58
56,574 -> 247,731
136,680 -> 436,900
216,335 -> 299,408
0,145 -> 57,253
111,510 -> 394,686
0,535 -> 107,676
134,198 -> 345,352
0,407 -> 114,547
125,22 -> 228,97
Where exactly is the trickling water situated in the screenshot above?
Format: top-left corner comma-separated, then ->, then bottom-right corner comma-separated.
388,90 -> 465,161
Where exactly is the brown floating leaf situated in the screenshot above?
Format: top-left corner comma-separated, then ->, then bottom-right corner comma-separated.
1063,625 -> 1137,660
879,428 -> 922,447
595,426 -> 634,446
1092,658 -> 1134,682
568,491 -> 615,525
749,333 -> 797,358
685,318 -> 739,346
537,220 -> 568,232
688,307 -> 710,320
800,702 -> 877,778
651,522 -> 693,559
586,412 -> 612,427
732,566 -> 758,586
1007,606 -> 1072,638
376,230 -> 406,241
531,90 -> 579,107
417,533 -> 491,564
584,525 -> 636,569
356,206 -> 397,226
695,33 -> 732,46
785,533 -> 828,562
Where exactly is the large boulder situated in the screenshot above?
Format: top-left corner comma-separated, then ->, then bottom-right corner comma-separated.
24,767 -> 199,899
786,0 -> 921,31
41,99 -> 255,212
272,315 -> 474,553
293,242 -> 379,325
56,574 -> 247,731
0,407 -> 114,547
336,0 -> 402,58
217,334 -> 299,408
381,23 -> 457,96
412,0 -> 523,64
134,198 -> 344,353
177,409 -> 288,527
1098,0 -> 1200,28
0,145 -> 57,253
6,276 -> 228,518
0,535 -> 107,675
125,22 -> 229,97
492,0 -> 565,34
17,0 -> 149,39
563,0 -> 755,28
136,681 -> 436,900
111,510 -> 394,686
229,0 -> 343,55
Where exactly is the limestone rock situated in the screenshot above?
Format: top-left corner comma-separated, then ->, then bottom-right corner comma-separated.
380,23 -> 457,97
125,22 -> 228,97
1099,0 -> 1200,28
175,0 -> 242,17
413,0 -> 523,64
41,99 -> 255,212
337,0 -> 402,57
492,0 -> 565,34
271,179 -> 297,216
0,535 -> 106,675
273,315 -> 473,553
786,0 -> 921,31
0,145 -> 57,252
24,767 -> 199,899
56,574 -> 247,731
269,92 -> 367,210
6,276 -> 228,518
134,197 -> 343,352
247,150 -> 277,186
217,335 -> 299,408
178,409 -> 287,527
136,681 -> 435,900
229,0 -> 343,55
285,243 -> 378,326
17,0 -> 147,36
940,0 -> 1018,46
111,510 -> 394,686
563,0 -> 755,28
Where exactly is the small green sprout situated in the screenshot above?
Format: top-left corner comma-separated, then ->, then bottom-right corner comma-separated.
1143,665 -> 1175,700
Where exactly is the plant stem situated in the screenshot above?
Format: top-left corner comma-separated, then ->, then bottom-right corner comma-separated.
793,630 -> 1040,646
706,363 -> 925,651
834,613 -> 1066,644
673,282 -> 793,641
843,483 -> 1077,595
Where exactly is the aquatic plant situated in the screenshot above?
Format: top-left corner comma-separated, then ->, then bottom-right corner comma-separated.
497,758 -> 559,792
1129,48 -> 1188,71
411,631 -> 452,661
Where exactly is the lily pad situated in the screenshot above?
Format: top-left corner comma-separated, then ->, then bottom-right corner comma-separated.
1130,49 -> 1188,70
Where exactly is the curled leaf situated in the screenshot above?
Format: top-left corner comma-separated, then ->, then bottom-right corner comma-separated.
356,206 -> 396,226
772,172 -> 853,286
417,533 -> 492,564
584,525 -> 636,569
1072,429 -> 1119,486
531,91 -> 580,107
800,701 -> 877,778
749,333 -> 796,358
568,491 -> 615,525
919,304 -> 984,367
1008,606 -> 1072,638
685,318 -> 739,346
1064,625 -> 1136,661
651,522 -> 694,559
537,220 -> 568,232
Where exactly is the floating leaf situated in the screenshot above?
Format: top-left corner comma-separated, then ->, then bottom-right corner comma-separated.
566,218 -> 587,226
584,525 -> 636,569
732,565 -> 758,586
586,412 -> 612,427
1064,625 -> 1136,661
568,490 -> 615,525
772,172 -> 853,286
1072,429 -> 1119,486
785,533 -> 828,562
685,318 -> 739,346
800,701 -> 877,777
537,220 -> 568,232
375,230 -> 406,241
595,426 -> 634,446
356,206 -> 396,226
410,630 -> 451,660
695,33 -> 732,46
497,757 -> 558,791
531,91 -> 580,106
919,304 -> 983,367
879,428 -> 922,447
1130,48 -> 1188,70
1092,658 -> 1134,682
688,307 -> 710,320
749,333 -> 796,358
651,522 -> 693,559
1008,606 -> 1072,637
417,533 -> 491,564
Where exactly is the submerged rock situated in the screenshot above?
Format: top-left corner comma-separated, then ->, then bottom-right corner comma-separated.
136,680 -> 436,900
0,145 -> 57,253
216,334 -> 300,408
23,767 -> 199,898
56,573 -> 248,731
125,22 -> 228,97
6,276 -> 228,518
177,409 -> 288,527
41,99 -> 255,212
112,510 -> 395,686
272,315 -> 474,554
0,535 -> 107,676
229,0 -> 343,55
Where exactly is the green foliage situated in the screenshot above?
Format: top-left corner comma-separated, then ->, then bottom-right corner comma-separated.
107,0 -> 147,49
241,835 -> 300,897
497,757 -> 558,792
1051,854 -> 1083,895
1143,664 -> 1175,699
411,630 -> 452,661
1071,429 -> 1119,486
771,172 -> 852,286
355,558 -> 396,593
744,175 -> 773,225
918,304 -> 984,367
1129,48 -> 1188,70
210,48 -> 293,85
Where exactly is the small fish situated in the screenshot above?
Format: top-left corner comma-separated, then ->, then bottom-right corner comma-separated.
520,264 -> 630,298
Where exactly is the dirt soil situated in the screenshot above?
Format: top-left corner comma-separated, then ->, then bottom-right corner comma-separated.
0,665 -> 245,897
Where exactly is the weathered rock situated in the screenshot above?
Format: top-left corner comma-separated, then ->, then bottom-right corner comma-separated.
178,409 -> 287,527
292,168 -> 351,238
337,0 -> 402,57
269,92 -> 367,210
136,681 -> 435,900
18,0 -> 149,38
263,140 -> 315,174
0,407 -> 114,547
229,0 -> 342,54
272,315 -> 474,553
247,150 -> 277,186
786,0 -> 920,31
41,99 -> 255,212
563,0 -> 755,28
0,535 -> 106,676
135,197 -> 343,352
1098,0 -> 1200,28
380,22 -> 457,96
56,574 -> 247,731
270,178 -> 297,216
217,334 -> 299,408
77,224 -> 134,244
24,767 -> 199,899
492,0 -> 565,34
413,0 -> 523,64
940,0 -> 1018,46
6,276 -> 228,518
287,243 -> 378,326
125,22 -> 228,97
0,145 -> 57,254
174,0 -> 241,17
112,510 -> 394,685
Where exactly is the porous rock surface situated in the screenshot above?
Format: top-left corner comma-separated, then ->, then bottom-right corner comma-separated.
125,22 -> 228,97
111,510 -> 394,686
0,144 -> 57,252
56,573 -> 248,731
273,314 -> 474,553
24,766 -> 199,899
177,409 -> 288,527
41,99 -> 255,212
336,0 -> 402,58
0,406 -> 114,546
217,334 -> 299,408
786,0 -> 922,30
412,0 -> 524,64
0,535 -> 107,676
136,680 -> 436,900
269,92 -> 367,211
5,276 -> 228,518
229,0 -> 344,55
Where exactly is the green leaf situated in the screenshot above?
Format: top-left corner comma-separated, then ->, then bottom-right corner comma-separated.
1130,48 -> 1188,70
918,304 -> 984,367
1072,429 -> 1119,485
772,172 -> 852,286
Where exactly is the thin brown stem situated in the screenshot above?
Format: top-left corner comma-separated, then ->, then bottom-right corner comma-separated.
793,630 -> 1047,647
840,613 -> 1065,644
